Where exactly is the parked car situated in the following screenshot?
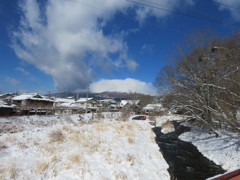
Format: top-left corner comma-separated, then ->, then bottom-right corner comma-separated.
132,115 -> 146,120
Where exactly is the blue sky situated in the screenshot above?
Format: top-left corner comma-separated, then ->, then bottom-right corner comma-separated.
0,0 -> 240,95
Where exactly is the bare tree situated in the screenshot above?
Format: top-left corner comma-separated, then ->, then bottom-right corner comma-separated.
156,31 -> 240,135
126,91 -> 154,113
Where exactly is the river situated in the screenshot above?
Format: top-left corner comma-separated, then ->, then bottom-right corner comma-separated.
153,122 -> 225,180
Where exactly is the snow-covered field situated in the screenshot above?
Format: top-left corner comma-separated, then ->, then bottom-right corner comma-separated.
0,113 -> 170,180
1,113 -> 239,179
180,127 -> 240,172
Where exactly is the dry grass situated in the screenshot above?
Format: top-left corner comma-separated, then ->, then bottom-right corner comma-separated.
115,123 -> 131,131
128,137 -> 134,144
68,154 -> 81,164
114,172 -> 128,180
161,120 -> 174,130
69,133 -> 82,143
105,113 -> 117,121
78,162 -> 90,178
49,130 -> 65,143
0,141 -> 7,150
126,154 -> 136,166
110,122 -> 138,141
36,161 -> 49,174
9,166 -> 16,179
50,156 -> 58,164
4,136 -> 16,143
62,125 -> 70,132
67,128 -> 90,143
65,117 -> 78,125
124,130 -> 135,137
18,142 -> 28,149
0,122 -> 23,134
119,110 -> 131,122
95,111 -> 104,120
41,144 -> 55,155
94,122 -> 109,131
33,118 -> 55,127
57,162 -> 73,171
104,151 -> 113,162
0,115 -> 157,179
0,165 -> 17,179
82,142 -> 100,153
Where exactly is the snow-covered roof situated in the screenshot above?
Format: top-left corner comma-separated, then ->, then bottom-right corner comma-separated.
54,98 -> 75,103
0,100 -> 14,108
56,102 -> 83,108
100,99 -> 116,104
120,100 -> 140,107
143,104 -> 163,110
12,93 -> 39,101
12,93 -> 53,102
76,98 -> 97,103
29,97 -> 54,102
0,93 -> 14,98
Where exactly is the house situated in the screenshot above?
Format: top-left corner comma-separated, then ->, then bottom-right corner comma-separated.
53,97 -> 75,107
119,100 -> 140,109
0,100 -> 15,116
53,97 -> 84,115
99,99 -> 118,111
12,93 -> 54,115
0,93 -> 16,104
143,104 -> 165,113
75,98 -> 100,112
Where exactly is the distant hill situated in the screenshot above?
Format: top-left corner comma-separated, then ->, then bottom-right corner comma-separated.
49,91 -> 138,101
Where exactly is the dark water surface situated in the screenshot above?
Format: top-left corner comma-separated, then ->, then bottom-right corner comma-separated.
153,123 -> 225,180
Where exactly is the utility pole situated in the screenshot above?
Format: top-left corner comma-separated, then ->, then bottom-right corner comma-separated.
86,87 -> 89,113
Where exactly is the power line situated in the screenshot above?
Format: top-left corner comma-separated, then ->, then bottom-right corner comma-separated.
55,0 -> 240,28
136,0 -> 226,22
205,0 -> 240,12
126,0 -> 240,27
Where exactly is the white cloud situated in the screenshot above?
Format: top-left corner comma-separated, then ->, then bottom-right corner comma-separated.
134,0 -> 194,23
12,0 -> 193,92
89,78 -> 157,95
213,0 -> 240,21
141,44 -> 153,54
5,77 -> 21,87
16,67 -> 30,76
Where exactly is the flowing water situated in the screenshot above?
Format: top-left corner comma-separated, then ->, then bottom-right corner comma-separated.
153,123 -> 225,180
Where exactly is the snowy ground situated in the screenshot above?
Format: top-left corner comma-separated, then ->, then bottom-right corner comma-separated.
155,114 -> 188,134
179,126 -> 240,173
1,113 -> 239,179
0,113 -> 170,180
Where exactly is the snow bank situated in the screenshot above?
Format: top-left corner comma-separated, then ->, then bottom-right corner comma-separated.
155,114 -> 187,134
0,114 -> 170,180
180,129 -> 240,172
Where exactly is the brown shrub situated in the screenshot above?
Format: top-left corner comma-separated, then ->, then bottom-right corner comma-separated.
49,130 -> 65,143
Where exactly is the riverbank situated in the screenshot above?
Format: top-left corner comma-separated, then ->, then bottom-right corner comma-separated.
155,114 -> 239,178
153,125 -> 225,180
179,125 -> 240,173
